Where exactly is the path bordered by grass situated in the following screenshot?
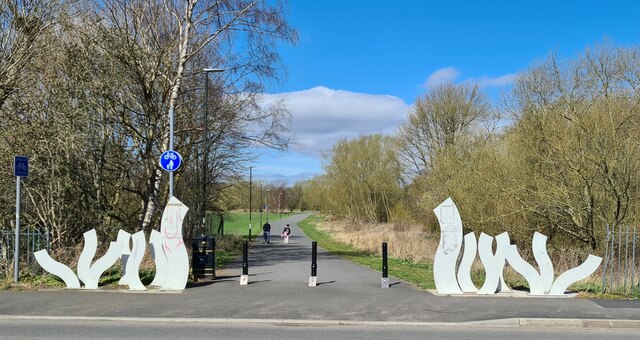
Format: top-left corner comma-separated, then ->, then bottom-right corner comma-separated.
298,215 -> 435,290
219,211 -> 290,236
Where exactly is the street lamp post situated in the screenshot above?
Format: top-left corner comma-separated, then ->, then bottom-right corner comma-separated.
266,188 -> 270,221
202,68 -> 224,234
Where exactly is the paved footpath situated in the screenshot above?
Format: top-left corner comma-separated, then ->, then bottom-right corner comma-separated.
1,213 -> 640,328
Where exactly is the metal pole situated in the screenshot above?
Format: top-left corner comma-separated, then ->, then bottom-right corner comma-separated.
625,225 -> 629,291
609,225 -> 616,292
618,225 -> 622,290
260,184 -> 263,229
202,72 -> 209,233
266,189 -> 269,221
632,226 -> 636,290
169,106 -> 174,197
14,176 -> 20,282
249,167 -> 253,241
602,224 -> 610,293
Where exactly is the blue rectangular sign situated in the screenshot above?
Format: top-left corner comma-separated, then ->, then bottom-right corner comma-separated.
14,156 -> 28,177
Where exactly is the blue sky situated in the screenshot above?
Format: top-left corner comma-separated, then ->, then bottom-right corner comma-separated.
253,0 -> 640,183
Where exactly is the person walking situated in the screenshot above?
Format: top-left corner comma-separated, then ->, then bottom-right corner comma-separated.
281,224 -> 292,244
262,220 -> 272,244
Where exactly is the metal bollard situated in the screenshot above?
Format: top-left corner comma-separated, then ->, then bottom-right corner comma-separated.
240,240 -> 249,285
381,242 -> 389,288
309,241 -> 317,286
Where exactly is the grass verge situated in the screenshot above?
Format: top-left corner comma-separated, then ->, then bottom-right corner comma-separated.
298,214 -> 435,290
218,211 -> 290,236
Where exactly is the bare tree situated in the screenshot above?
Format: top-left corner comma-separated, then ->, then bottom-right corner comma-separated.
396,83 -> 495,177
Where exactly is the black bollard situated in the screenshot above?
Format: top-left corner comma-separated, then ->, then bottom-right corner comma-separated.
240,240 -> 249,285
381,242 -> 389,288
242,240 -> 248,275
309,241 -> 317,286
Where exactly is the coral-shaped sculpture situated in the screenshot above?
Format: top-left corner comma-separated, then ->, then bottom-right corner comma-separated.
432,197 -> 603,296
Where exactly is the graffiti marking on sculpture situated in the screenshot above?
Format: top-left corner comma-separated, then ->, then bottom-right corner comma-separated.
433,197 -> 602,296
34,197 -> 190,291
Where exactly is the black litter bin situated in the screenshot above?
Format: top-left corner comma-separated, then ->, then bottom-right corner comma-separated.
192,236 -> 215,280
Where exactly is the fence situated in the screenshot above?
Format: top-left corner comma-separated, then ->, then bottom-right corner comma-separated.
601,225 -> 640,294
0,229 -> 51,278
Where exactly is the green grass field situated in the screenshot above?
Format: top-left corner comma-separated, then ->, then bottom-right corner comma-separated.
298,215 -> 436,290
215,211 -> 291,236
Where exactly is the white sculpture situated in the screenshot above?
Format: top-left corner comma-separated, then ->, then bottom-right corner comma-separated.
149,230 -> 168,287
77,229 -> 98,285
456,232 -> 478,293
159,196 -> 189,290
432,198 -> 603,296
34,250 -> 81,289
494,232 -> 512,292
477,233 -> 500,294
125,231 -> 147,291
83,242 -> 123,289
549,255 -> 602,295
532,232 -> 554,293
433,198 -> 464,295
116,230 -> 132,286
35,229 -> 122,289
504,244 -> 546,295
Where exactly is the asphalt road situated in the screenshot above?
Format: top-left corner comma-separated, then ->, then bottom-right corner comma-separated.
0,318 -> 639,340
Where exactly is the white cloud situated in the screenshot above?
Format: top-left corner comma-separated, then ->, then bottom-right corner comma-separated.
423,67 -> 516,89
464,73 -> 517,87
262,86 -> 410,157
423,67 -> 460,88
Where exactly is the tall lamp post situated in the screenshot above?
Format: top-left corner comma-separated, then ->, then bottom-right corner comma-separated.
202,68 -> 224,234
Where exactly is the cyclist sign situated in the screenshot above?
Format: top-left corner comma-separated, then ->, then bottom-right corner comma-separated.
159,150 -> 182,172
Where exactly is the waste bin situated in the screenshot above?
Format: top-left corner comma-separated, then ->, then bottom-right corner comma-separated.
192,235 -> 215,280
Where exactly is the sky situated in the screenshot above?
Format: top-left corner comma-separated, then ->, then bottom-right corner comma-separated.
252,0 -> 640,183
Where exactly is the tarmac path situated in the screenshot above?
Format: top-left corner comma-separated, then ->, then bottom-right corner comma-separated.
1,213 -> 640,326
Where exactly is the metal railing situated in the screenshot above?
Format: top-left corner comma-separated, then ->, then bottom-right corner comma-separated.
601,225 -> 639,294
0,229 -> 51,278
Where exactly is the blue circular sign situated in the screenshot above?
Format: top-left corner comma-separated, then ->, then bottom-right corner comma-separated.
159,150 -> 182,172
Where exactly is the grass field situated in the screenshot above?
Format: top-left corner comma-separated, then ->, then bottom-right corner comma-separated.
215,211 -> 291,236
298,215 -> 436,290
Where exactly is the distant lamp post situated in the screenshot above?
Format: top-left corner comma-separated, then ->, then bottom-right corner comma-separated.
266,188 -> 270,221
202,68 -> 224,234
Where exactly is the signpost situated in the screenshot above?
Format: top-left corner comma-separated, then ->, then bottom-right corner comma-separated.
159,150 -> 182,197
14,156 -> 28,282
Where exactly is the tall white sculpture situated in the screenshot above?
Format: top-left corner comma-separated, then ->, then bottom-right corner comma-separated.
457,232 -> 478,293
494,232 -> 512,292
116,230 -> 132,286
433,198 -> 463,295
159,196 -> 189,290
149,230 -> 168,287
77,229 -> 98,285
532,232 -> 554,293
125,231 -> 147,291
477,233 -> 500,294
